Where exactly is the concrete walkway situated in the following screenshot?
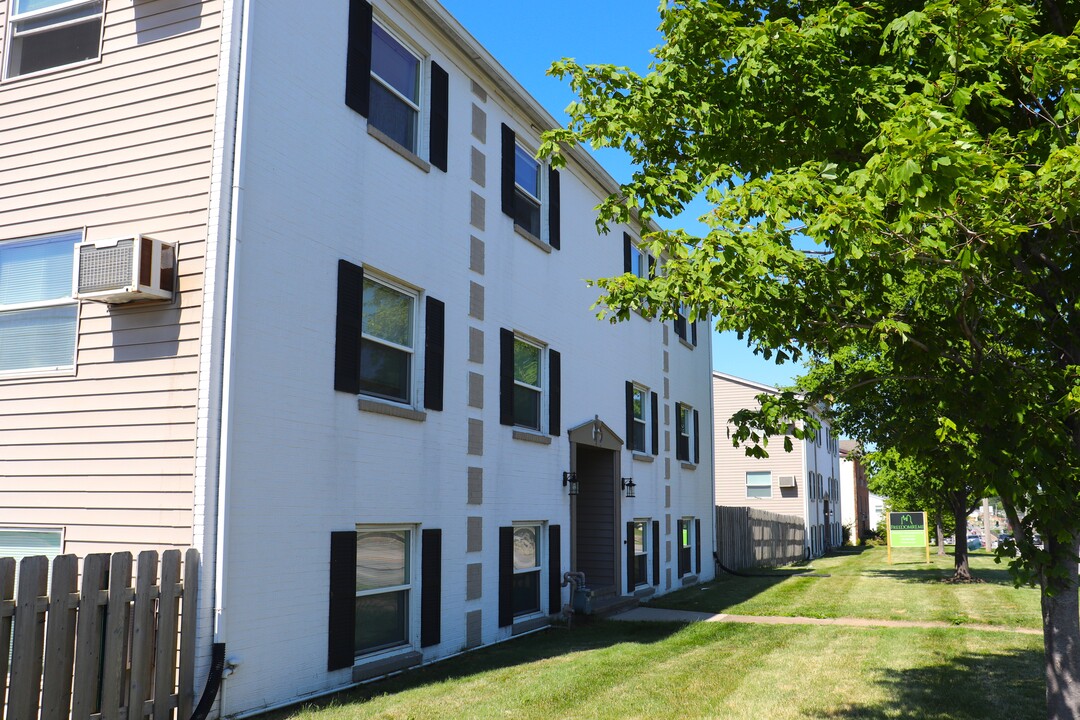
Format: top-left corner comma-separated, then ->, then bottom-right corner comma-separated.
609,606 -> 1042,635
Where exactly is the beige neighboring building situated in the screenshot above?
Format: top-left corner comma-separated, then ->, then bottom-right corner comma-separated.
713,371 -> 842,557
0,0 -> 224,562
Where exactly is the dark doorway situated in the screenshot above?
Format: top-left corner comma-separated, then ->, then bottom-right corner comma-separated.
574,444 -> 616,595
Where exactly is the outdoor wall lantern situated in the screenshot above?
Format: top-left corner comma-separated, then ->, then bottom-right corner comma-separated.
563,472 -> 580,496
621,477 -> 636,499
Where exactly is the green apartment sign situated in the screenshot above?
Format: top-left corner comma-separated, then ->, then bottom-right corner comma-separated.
889,512 -> 927,547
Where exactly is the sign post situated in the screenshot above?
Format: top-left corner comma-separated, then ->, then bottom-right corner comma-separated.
887,511 -> 929,564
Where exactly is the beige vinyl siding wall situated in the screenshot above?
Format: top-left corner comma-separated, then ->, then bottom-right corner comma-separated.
0,0 -> 221,558
713,374 -> 806,519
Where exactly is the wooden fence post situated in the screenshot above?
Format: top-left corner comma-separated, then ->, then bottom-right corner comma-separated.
41,555 -> 79,720
101,552 -> 134,719
127,551 -> 159,720
71,554 -> 110,720
0,557 -> 14,719
178,549 -> 199,720
153,551 -> 181,720
9,556 -> 48,720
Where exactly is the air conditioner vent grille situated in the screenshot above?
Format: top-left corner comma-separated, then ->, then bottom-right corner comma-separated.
78,239 -> 134,293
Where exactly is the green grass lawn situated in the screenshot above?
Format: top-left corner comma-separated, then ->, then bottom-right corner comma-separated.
651,545 -> 1043,628
261,546 -> 1047,720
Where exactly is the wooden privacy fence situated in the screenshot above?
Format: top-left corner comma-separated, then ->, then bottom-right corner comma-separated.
716,506 -> 806,570
0,549 -> 198,720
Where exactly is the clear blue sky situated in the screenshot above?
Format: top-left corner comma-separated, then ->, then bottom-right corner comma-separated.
439,0 -> 804,389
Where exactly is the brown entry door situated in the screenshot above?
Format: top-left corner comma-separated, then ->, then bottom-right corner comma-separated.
575,445 -> 616,594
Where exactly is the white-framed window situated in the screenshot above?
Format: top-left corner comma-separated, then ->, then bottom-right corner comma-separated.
512,336 -> 544,431
354,526 -> 414,657
0,232 -> 79,377
4,0 -> 104,80
676,403 -> 693,461
360,274 -> 416,404
630,244 -> 648,279
512,522 -> 543,617
0,527 -> 63,590
746,471 -> 772,499
631,384 -> 648,452
632,520 -> 649,587
369,20 -> 423,154
513,141 -> 543,238
679,517 -> 694,575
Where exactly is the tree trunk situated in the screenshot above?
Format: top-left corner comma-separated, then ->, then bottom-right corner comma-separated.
950,494 -> 971,580
1041,530 -> 1080,719
935,511 -> 946,556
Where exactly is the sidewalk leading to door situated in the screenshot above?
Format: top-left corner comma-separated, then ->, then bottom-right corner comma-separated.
610,606 -> 1042,635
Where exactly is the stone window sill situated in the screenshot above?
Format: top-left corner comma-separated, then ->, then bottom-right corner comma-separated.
680,462 -> 697,471
513,429 -> 552,445
514,224 -> 552,254
359,397 -> 427,422
352,649 -> 422,682
679,337 -> 695,351
368,124 -> 431,173
680,573 -> 699,587
632,452 -> 655,463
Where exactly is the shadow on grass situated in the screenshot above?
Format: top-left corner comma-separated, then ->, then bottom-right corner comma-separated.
826,646 -> 1044,719
646,572 -> 801,613
261,621 -> 684,719
867,566 -> 1019,586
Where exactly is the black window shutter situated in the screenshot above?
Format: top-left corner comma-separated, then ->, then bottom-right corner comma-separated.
345,0 -> 373,117
420,528 -> 442,647
548,168 -> 560,250
677,520 -> 686,578
650,391 -> 659,456
693,409 -> 701,464
429,62 -> 449,173
498,526 -> 513,627
423,297 -> 445,411
626,521 -> 636,593
695,519 -> 702,575
500,124 -> 515,217
334,260 -> 364,394
623,232 -> 632,274
548,349 -> 561,437
499,329 -> 514,426
674,313 -> 687,342
648,255 -> 655,279
691,319 -> 698,347
651,520 -> 660,587
548,525 -> 561,614
327,531 -> 357,671
625,381 -> 635,452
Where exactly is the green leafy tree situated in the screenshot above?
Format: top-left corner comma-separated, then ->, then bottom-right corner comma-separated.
542,0 -> 1080,714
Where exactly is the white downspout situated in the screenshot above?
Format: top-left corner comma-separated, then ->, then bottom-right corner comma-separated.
192,0 -> 251,715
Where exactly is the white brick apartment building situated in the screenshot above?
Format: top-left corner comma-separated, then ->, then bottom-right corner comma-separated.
0,0 -> 715,715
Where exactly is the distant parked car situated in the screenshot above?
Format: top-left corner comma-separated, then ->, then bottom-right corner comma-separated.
967,534 -> 983,550
944,535 -> 955,545
993,533 -> 1012,550
1033,535 -> 1045,550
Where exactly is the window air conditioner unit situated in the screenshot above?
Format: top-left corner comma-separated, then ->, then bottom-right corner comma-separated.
778,475 -> 797,489
74,235 -> 176,304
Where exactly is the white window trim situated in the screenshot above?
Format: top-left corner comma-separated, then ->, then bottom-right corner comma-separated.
360,272 -> 418,407
0,231 -> 81,380
512,334 -> 546,432
746,471 -> 772,499
512,138 -> 548,243
354,524 -> 418,661
630,243 -> 647,279
633,519 -> 650,587
3,0 -> 104,82
631,384 -> 648,453
512,521 -> 546,620
369,17 -> 428,158
677,403 -> 693,461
